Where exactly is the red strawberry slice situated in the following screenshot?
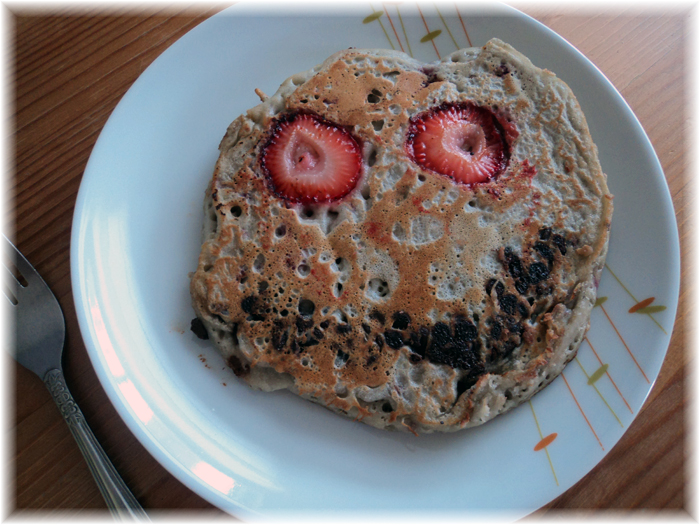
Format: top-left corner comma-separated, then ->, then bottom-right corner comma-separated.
406,103 -> 508,185
260,113 -> 362,204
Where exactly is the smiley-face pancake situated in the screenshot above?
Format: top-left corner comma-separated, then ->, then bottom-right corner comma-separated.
190,39 -> 613,433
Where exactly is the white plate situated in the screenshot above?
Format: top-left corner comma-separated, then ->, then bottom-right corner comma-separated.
71,3 -> 680,519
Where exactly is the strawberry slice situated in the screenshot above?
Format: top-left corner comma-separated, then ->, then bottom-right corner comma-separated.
260,113 -> 362,204
406,103 -> 508,185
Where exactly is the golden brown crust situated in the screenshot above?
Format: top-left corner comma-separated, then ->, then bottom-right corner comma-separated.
190,39 -> 613,433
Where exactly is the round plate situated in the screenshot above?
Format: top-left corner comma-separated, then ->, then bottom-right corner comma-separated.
71,4 -> 680,519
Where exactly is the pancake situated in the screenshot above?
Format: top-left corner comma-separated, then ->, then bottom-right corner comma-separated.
189,39 -> 613,434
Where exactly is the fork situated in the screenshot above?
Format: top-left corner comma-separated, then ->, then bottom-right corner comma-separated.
5,236 -> 149,520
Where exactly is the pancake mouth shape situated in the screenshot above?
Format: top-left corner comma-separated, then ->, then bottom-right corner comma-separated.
259,112 -> 363,204
406,102 -> 508,185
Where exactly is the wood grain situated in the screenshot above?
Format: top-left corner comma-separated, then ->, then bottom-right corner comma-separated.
9,5 -> 689,517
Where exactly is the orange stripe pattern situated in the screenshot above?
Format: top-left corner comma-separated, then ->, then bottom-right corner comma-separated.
561,372 -> 604,451
600,305 -> 650,383
585,336 -> 633,414
383,6 -> 404,52
534,433 -> 557,451
417,4 -> 440,58
629,297 -> 654,313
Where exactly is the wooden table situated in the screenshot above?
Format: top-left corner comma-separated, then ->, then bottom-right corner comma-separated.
11,5 -> 689,516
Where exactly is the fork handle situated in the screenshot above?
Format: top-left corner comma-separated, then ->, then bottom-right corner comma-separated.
44,369 -> 150,521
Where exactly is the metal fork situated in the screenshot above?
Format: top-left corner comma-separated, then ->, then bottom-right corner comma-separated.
5,236 -> 149,520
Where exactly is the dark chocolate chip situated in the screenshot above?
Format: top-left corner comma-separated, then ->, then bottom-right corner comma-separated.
361,323 -> 372,334
299,337 -> 319,347
391,311 -> 411,330
374,334 -> 385,350
409,353 -> 423,364
490,320 -> 503,340
504,248 -> 525,281
384,330 -> 404,349
495,281 -> 505,297
227,355 -> 249,376
431,322 -> 453,348
336,349 -> 350,364
369,309 -> 386,325
502,339 -> 518,356
454,317 -> 477,343
408,326 -> 430,356
494,64 -> 510,77
271,321 -> 288,350
190,318 -> 209,340
518,302 -> 530,317
296,316 -> 314,333
298,298 -> 315,317
241,296 -> 256,314
498,293 -> 518,315
552,234 -> 567,255
455,372 -> 482,400
485,278 -> 497,295
528,262 -> 550,284
336,323 -> 352,334
534,242 -> 554,265
515,279 -> 529,295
